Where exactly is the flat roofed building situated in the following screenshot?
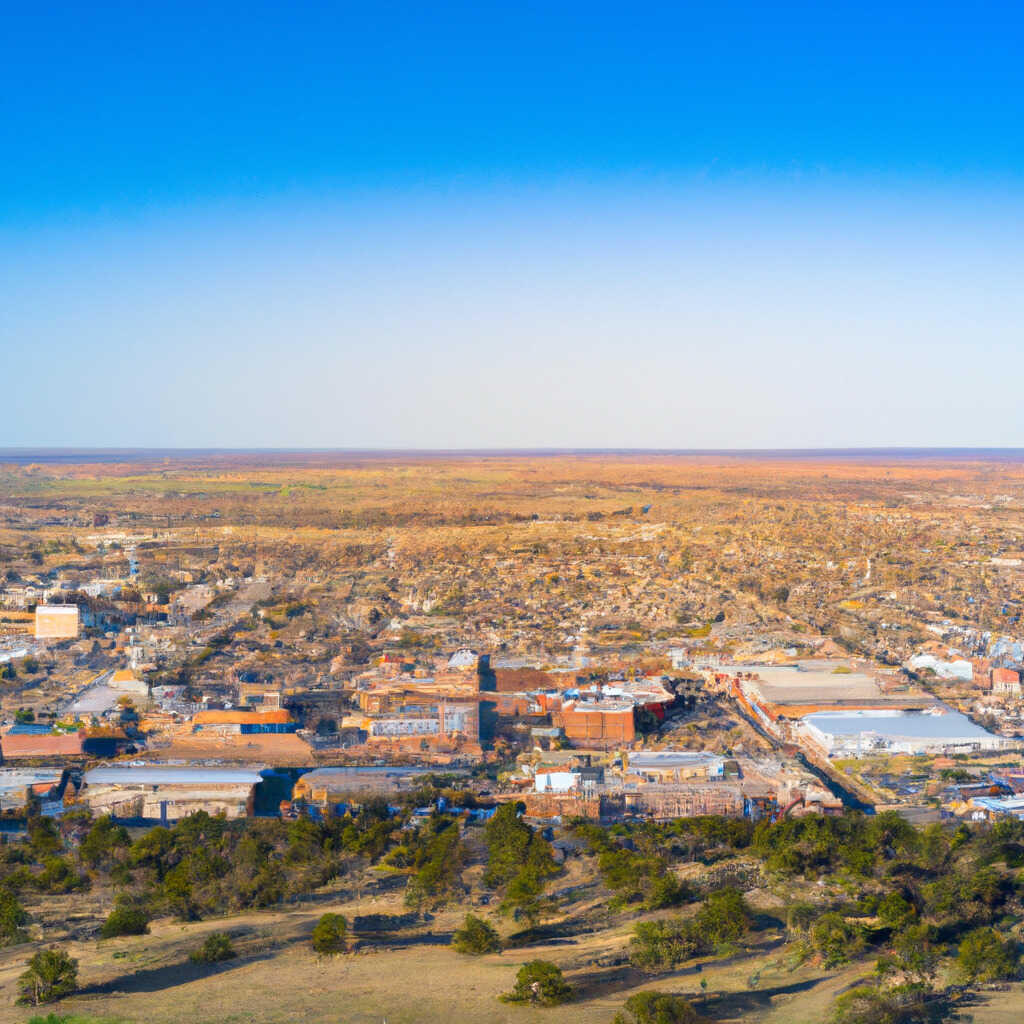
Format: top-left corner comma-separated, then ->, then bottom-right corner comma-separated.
801,708 -> 1015,757
35,604 -> 80,639
0,768 -> 68,811
81,766 -> 264,821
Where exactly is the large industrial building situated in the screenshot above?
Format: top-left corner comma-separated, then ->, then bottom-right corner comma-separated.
800,708 -> 1014,757
81,766 -> 264,821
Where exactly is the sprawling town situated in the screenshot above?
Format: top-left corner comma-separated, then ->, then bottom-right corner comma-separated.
0,451 -> 1023,1022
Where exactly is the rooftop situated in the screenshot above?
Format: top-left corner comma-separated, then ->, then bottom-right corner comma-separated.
85,767 -> 264,786
628,751 -> 724,768
804,708 -> 1000,742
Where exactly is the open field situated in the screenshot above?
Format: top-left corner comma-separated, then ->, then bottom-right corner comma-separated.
0,887 -> 861,1024
0,888 -> 1020,1024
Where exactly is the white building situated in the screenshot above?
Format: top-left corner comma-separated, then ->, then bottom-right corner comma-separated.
35,604 -> 80,639
534,771 -> 581,793
627,750 -> 726,781
801,707 -> 1014,757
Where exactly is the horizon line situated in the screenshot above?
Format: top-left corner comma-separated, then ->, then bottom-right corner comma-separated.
4,446 -> 1024,461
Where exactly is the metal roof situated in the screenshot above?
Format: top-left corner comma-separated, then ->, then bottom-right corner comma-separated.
629,751 -> 723,767
0,768 -> 65,792
85,766 -> 263,786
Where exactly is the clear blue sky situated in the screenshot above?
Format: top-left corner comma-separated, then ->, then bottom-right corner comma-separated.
3,1 -> 1024,448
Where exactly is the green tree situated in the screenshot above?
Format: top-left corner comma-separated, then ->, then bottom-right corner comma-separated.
0,886 -> 29,946
36,857 -> 88,895
629,918 -> 700,972
811,913 -> 866,968
875,924 -> 939,982
502,862 -> 555,927
614,990 -> 705,1024
451,913 -> 502,955
27,817 -> 62,859
80,815 -> 130,868
17,947 -> 78,1005
694,888 -> 751,946
404,823 -> 466,911
311,913 -> 348,956
162,863 -> 198,920
956,927 -> 1018,984
877,892 -> 917,930
484,803 -> 556,887
501,960 -> 574,1006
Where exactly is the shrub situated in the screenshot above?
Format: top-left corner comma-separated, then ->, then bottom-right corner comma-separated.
694,888 -> 751,946
832,982 -> 959,1024
500,960 -> 574,1006
80,816 -> 130,868
451,914 -> 502,955
786,901 -> 818,934
877,892 -> 917,930
614,990 -> 705,1024
629,918 -> 700,972
311,913 -> 348,956
876,924 -> 940,982
644,871 -> 690,911
17,946 -> 78,1005
36,857 -> 88,895
100,905 -> 150,939
956,927 -> 1018,984
812,912 -> 866,968
189,931 -> 236,964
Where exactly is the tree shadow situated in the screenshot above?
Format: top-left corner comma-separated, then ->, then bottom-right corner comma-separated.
353,930 -> 454,950
78,949 -> 280,996
506,916 -> 597,948
701,976 -> 829,1017
569,936 -> 787,1002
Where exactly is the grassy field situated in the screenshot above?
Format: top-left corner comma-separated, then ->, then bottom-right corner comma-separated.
2,880 -> 1019,1024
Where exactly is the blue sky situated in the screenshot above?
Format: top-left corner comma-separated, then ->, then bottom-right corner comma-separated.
3,1 -> 1024,448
